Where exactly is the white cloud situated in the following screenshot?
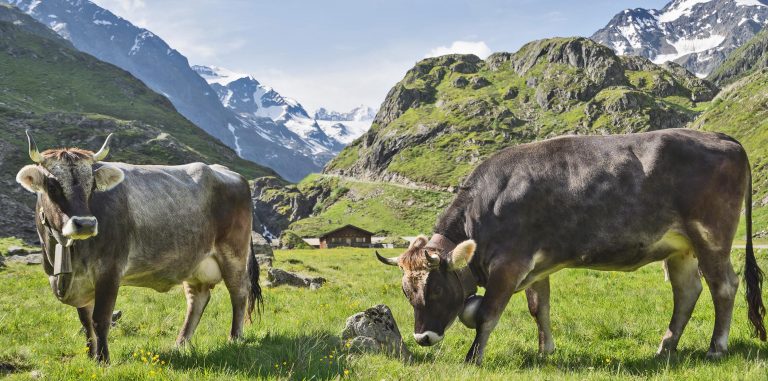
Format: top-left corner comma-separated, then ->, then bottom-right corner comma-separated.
425,40 -> 492,59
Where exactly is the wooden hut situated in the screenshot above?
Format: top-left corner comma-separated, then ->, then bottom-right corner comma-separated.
319,224 -> 374,249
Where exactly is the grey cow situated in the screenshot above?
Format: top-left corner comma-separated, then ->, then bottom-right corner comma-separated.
15,131 -> 261,363
377,128 -> 766,365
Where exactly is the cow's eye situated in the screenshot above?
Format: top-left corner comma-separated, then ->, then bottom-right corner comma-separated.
46,179 -> 62,197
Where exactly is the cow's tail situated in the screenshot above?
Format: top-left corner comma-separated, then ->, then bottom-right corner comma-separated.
744,158 -> 766,341
246,236 -> 264,324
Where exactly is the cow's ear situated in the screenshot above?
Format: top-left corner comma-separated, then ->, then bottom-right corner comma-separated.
16,165 -> 46,193
449,240 -> 476,270
94,164 -> 124,192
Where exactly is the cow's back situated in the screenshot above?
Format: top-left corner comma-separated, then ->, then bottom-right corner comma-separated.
460,129 -> 749,270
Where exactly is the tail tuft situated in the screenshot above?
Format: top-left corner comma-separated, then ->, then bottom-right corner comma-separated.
246,236 -> 264,324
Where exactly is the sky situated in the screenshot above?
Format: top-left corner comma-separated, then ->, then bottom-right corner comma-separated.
91,0 -> 669,113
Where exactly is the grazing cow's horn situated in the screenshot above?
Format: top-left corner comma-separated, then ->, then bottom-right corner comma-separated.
375,251 -> 399,266
26,130 -> 43,163
93,133 -> 114,161
424,250 -> 441,266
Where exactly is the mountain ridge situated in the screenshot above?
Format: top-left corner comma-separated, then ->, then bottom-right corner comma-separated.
591,0 -> 768,77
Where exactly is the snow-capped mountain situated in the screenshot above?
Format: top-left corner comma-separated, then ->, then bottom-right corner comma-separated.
314,106 -> 376,144
592,0 -> 768,76
192,65 -> 343,160
3,0 -> 333,181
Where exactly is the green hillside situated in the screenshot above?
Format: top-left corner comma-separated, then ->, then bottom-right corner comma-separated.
253,174 -> 452,238
0,5 -> 281,240
326,37 -> 717,188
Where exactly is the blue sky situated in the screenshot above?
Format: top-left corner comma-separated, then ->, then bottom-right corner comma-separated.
92,0 -> 669,113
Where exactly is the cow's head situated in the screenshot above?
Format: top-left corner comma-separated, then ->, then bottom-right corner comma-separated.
16,131 -> 124,240
376,235 -> 476,346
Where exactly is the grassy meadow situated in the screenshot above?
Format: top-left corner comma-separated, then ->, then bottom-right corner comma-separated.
1,247 -> 768,380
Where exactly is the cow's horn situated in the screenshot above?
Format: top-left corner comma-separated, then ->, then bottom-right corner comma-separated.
375,251 -> 399,266
26,130 -> 43,163
424,250 -> 441,266
93,133 -> 114,161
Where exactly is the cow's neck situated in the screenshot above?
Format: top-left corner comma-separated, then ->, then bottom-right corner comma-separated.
433,205 -> 469,244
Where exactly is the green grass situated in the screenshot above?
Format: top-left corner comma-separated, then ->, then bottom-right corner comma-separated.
2,247 -> 768,379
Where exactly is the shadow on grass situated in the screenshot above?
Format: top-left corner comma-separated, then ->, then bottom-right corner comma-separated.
482,338 -> 768,375
156,331 -> 354,380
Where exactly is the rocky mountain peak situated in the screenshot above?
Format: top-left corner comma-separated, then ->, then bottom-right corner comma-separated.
325,36 -> 718,188
592,0 -> 768,77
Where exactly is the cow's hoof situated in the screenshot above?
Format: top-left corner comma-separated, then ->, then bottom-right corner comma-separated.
705,350 -> 726,360
464,354 -> 483,366
655,347 -> 677,357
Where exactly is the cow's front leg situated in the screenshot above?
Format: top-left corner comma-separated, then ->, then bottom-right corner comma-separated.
525,277 -> 555,355
77,304 -> 97,359
92,272 -> 120,363
465,262 -> 525,365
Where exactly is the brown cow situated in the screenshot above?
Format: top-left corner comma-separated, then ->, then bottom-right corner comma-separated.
377,128 -> 765,365
16,131 -> 261,363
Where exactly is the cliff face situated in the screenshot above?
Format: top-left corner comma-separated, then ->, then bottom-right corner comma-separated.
324,37 -> 717,189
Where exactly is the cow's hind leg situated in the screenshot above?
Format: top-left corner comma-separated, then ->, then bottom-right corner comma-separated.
77,304 -> 97,358
525,277 -> 555,355
176,281 -> 212,346
698,253 -> 739,359
688,223 -> 739,359
217,246 -> 249,341
657,251 -> 702,355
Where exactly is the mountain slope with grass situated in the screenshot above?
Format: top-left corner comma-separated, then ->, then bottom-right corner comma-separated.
0,4 -> 280,241
252,174 -> 452,240
324,37 -> 717,189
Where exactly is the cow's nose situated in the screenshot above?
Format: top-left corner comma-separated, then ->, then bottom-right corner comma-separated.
72,217 -> 97,229
63,216 -> 98,239
413,331 -> 443,346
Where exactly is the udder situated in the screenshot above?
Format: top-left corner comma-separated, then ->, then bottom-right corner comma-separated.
187,257 -> 222,285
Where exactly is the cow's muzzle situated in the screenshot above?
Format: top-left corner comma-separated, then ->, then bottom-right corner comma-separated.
413,331 -> 443,346
62,216 -> 98,239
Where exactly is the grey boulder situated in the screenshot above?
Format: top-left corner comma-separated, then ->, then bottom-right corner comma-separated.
341,304 -> 411,360
6,253 -> 43,265
265,268 -> 325,289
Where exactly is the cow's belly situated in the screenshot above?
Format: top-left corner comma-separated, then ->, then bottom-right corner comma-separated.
575,228 -> 692,271
519,228 -> 693,290
121,247 -> 220,292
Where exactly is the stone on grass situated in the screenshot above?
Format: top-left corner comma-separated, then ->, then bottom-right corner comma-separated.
341,304 -> 411,360
7,246 -> 28,255
6,253 -> 43,265
265,268 -> 325,289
